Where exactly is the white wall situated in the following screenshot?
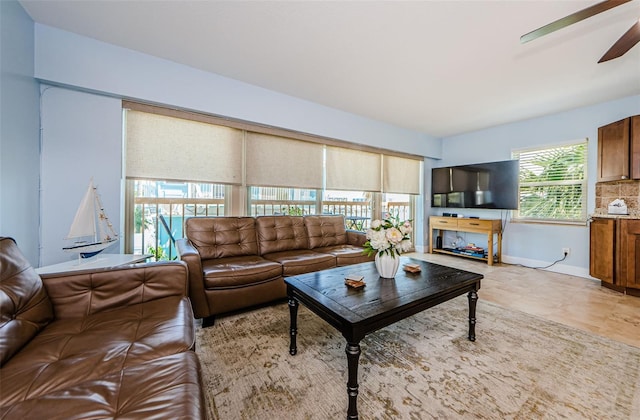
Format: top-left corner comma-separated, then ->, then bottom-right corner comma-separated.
0,0 -> 40,265
32,24 -> 440,265
39,87 -> 122,266
33,24 -> 441,158
433,95 -> 640,278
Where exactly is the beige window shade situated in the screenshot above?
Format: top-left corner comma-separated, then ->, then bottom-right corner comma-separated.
125,110 -> 243,184
383,155 -> 422,194
245,132 -> 323,189
326,146 -> 382,192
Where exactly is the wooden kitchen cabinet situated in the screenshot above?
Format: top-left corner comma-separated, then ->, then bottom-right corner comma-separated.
634,116 -> 640,180
589,217 -> 615,284
619,219 -> 640,293
590,217 -> 640,296
597,116 -> 640,182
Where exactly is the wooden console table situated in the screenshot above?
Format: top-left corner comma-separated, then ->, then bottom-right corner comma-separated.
428,216 -> 502,265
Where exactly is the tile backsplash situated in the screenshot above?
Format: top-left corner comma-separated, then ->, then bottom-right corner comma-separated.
594,180 -> 640,217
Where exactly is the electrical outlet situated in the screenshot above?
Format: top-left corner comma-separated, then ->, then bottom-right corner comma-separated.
562,247 -> 570,256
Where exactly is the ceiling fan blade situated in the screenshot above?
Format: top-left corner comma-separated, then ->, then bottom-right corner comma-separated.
599,20 -> 640,62
521,0 -> 632,44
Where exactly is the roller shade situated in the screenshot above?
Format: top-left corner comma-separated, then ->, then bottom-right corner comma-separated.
326,146 -> 382,192
383,155 -> 422,194
125,110 -> 243,184
245,132 -> 323,189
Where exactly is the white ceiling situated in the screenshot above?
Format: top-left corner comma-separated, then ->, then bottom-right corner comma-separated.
19,0 -> 640,138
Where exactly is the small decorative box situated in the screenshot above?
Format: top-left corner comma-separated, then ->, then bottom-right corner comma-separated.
345,274 -> 365,289
608,199 -> 628,215
403,263 -> 421,273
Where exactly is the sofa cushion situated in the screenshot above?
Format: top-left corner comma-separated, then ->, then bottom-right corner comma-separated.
204,278 -> 287,316
263,250 -> 336,276
304,215 -> 349,249
202,255 -> 282,289
0,237 -> 53,365
0,295 -> 195,406
314,244 -> 374,266
256,215 -> 308,255
185,217 -> 258,259
0,351 -> 205,420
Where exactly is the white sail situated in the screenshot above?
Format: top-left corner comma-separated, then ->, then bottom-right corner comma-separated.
63,179 -> 118,258
66,182 -> 98,239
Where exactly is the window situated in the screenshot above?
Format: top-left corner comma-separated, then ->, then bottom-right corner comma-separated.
248,187 -> 318,216
512,140 -> 588,224
383,193 -> 412,222
131,180 -> 226,260
323,190 -> 372,230
123,101 -> 422,254
382,192 -> 414,250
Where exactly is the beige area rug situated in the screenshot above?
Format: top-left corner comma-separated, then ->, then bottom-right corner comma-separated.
196,296 -> 640,419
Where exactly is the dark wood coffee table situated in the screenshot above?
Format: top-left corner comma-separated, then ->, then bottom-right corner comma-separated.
285,257 -> 482,420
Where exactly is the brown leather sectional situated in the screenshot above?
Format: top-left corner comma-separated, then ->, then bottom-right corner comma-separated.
176,215 -> 374,325
0,237 -> 205,419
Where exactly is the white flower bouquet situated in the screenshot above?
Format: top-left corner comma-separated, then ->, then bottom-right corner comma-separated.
363,215 -> 413,258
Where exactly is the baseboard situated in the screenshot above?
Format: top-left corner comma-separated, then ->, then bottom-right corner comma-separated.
501,255 -> 597,280
410,248 -> 597,281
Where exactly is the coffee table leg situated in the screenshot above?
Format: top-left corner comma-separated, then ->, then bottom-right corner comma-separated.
289,297 -> 299,355
346,342 -> 361,420
467,289 -> 478,341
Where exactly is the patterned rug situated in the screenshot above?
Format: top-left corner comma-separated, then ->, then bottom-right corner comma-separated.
196,296 -> 640,419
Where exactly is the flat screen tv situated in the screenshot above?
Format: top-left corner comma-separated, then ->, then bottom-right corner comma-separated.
431,159 -> 519,210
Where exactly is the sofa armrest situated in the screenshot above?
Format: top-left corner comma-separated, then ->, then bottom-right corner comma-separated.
40,261 -> 189,320
346,229 -> 368,247
176,238 -> 210,319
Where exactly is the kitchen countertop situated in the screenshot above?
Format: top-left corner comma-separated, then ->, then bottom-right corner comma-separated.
590,211 -> 640,220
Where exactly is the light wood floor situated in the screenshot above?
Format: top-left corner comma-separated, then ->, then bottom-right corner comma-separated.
407,252 -> 640,348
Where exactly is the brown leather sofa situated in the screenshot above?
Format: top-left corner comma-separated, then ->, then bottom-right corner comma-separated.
0,237 -> 206,419
176,214 -> 373,326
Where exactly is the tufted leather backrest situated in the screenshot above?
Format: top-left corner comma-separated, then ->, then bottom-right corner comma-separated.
304,215 -> 348,249
185,217 -> 258,259
255,216 -> 308,255
0,237 -> 53,365
41,261 -> 189,320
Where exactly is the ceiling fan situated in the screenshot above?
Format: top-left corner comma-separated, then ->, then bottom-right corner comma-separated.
521,0 -> 640,63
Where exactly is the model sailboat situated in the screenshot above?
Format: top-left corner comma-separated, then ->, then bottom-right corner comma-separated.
63,180 -> 118,258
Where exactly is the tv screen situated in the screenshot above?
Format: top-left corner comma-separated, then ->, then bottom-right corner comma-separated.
431,159 -> 519,210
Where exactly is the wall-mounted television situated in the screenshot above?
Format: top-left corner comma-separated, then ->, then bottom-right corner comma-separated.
431,159 -> 519,210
